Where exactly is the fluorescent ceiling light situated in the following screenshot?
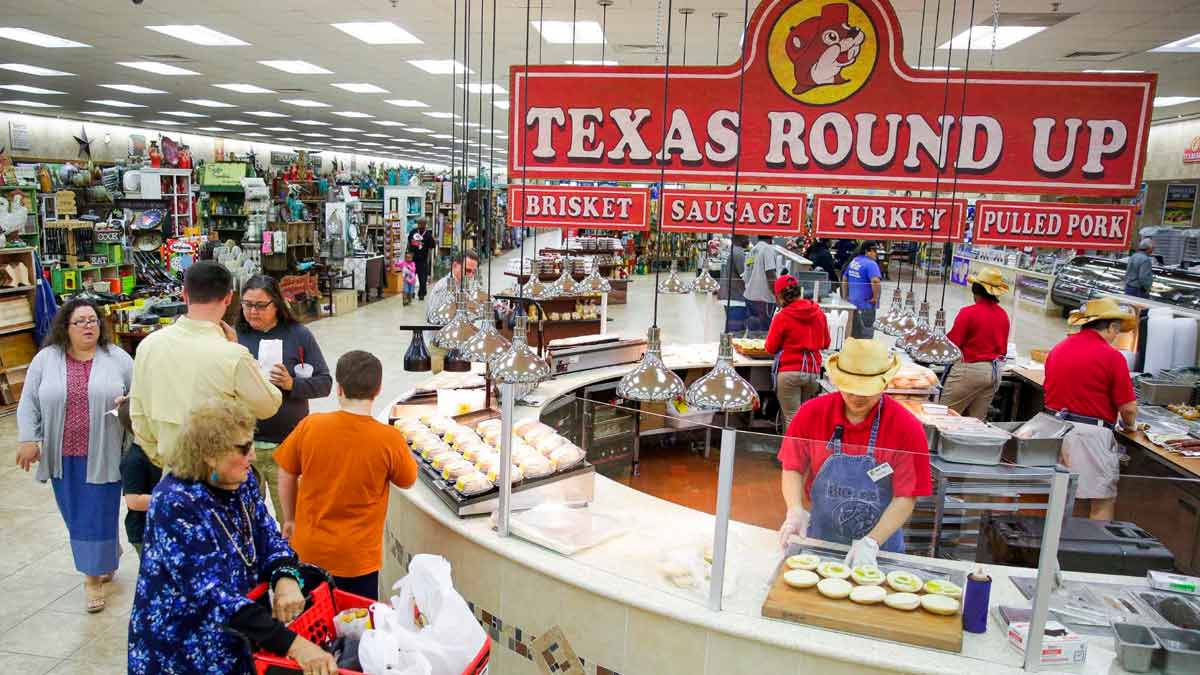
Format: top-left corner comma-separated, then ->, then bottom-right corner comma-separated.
566,59 -> 618,66
245,111 -> 288,119
532,20 -> 605,44
407,127 -> 435,133
432,134 -> 453,139
276,137 -> 300,142
218,119 -> 257,125
0,84 -> 65,94
294,119 -> 330,126
160,111 -> 207,118
214,83 -> 275,94
1152,33 -> 1200,52
458,83 -> 507,94
333,111 -> 373,118
280,98 -> 329,108
332,127 -> 362,132
372,120 -> 405,127
1,99 -> 58,107
87,99 -> 146,108
467,122 -> 481,128
361,141 -> 382,146
144,119 -> 184,125
182,98 -> 235,108
1154,96 -> 1200,107
259,60 -> 331,75
198,126 -> 230,131
264,126 -> 295,132
0,63 -> 73,76
423,112 -> 457,119
300,132 -> 328,137
940,25 -> 1044,50
331,82 -> 389,94
118,61 -> 200,76
145,25 -> 248,46
494,101 -> 510,110
407,59 -> 471,75
100,84 -> 166,94
385,99 -> 428,108
0,28 -> 89,48
1083,69 -> 1145,73
364,133 -> 389,138
332,137 -> 356,141
241,132 -> 267,137
80,110 -> 130,118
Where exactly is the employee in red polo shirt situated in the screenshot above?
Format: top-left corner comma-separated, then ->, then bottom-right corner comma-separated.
941,267 -> 1011,419
1044,297 -> 1138,521
776,338 -> 932,568
766,275 -> 830,431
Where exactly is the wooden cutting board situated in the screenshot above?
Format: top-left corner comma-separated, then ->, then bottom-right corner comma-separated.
760,562 -> 964,652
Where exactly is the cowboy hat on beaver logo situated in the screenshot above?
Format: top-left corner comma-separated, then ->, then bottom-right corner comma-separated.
769,0 -> 878,106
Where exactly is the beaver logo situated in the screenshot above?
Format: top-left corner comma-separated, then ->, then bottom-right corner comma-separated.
768,0 -> 878,106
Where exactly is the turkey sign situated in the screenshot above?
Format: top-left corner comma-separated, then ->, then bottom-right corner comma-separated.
508,0 -> 1155,197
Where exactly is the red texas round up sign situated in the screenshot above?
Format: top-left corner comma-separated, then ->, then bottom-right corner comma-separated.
508,0 -> 1155,197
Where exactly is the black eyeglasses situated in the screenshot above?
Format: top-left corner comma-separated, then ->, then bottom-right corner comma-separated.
241,301 -> 273,312
234,440 -> 254,456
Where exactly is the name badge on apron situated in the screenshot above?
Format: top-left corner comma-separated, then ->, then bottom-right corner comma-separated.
867,463 -> 893,483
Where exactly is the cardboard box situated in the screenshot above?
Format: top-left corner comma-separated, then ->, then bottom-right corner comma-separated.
0,332 -> 36,368
1148,570 -> 1200,596
1007,621 -> 1087,666
332,289 -> 358,316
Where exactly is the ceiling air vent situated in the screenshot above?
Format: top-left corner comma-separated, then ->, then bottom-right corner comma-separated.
276,88 -> 312,94
136,54 -> 195,63
1061,50 -> 1129,61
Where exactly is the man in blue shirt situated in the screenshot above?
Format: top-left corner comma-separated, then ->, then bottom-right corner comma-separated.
841,241 -> 882,338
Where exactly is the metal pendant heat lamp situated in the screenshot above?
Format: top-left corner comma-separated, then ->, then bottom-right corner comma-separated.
692,257 -> 720,294
685,333 -> 760,412
434,292 -> 478,349
465,277 -> 491,317
523,275 -> 555,300
490,313 -> 550,383
890,289 -> 919,336
877,287 -> 905,336
402,327 -> 433,372
896,300 -> 932,353
911,308 -> 962,365
460,318 -> 511,363
616,326 -> 684,401
578,259 -> 612,295
550,257 -> 578,296
657,261 -> 692,294
427,292 -> 458,326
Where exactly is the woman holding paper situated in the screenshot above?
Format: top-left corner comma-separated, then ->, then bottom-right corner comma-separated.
237,276 -> 331,507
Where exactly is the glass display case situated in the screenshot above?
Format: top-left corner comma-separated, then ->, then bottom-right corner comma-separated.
1051,255 -> 1200,313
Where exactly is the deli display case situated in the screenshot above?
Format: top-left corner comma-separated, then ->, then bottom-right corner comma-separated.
1051,255 -> 1200,313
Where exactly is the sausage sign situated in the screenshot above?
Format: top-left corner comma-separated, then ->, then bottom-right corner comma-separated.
660,190 -> 807,235
508,0 -> 1154,197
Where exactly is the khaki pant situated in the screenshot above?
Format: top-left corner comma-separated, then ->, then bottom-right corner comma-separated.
778,371 -> 820,432
1061,422 -> 1120,500
251,443 -> 280,520
941,361 -> 999,419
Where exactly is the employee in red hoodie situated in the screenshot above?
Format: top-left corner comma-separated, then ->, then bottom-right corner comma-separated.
766,275 -> 831,431
941,267 -> 1012,419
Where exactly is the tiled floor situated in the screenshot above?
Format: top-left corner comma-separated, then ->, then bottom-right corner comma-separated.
0,235 -> 1072,672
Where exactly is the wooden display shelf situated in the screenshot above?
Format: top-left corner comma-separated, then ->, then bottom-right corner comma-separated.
0,322 -> 35,336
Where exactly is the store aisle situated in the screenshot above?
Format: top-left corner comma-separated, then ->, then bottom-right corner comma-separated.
0,245 -> 1073,671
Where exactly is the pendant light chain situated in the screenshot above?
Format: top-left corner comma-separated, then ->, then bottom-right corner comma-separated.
722,0 -> 751,329
650,0 -> 676,326
991,0 -> 1000,67
941,0 -> 978,308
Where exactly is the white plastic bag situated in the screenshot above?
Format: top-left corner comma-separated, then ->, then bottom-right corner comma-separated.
388,555 -> 488,675
359,629 -> 434,675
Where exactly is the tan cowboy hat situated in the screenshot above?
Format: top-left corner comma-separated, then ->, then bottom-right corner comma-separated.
967,267 -> 1010,297
1067,297 -> 1137,333
826,338 -> 903,397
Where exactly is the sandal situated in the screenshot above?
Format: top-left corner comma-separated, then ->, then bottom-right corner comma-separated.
84,582 -> 106,613
99,573 -> 114,583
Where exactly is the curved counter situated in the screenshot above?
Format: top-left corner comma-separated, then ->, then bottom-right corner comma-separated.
382,349 -> 1138,675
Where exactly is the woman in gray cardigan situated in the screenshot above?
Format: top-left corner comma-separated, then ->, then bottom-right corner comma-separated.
16,298 -> 132,613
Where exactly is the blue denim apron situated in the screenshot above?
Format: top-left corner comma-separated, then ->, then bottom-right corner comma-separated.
807,398 -> 905,552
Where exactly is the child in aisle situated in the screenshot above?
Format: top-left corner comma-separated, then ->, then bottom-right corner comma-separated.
117,400 -> 162,557
399,251 -> 418,306
274,350 -> 418,599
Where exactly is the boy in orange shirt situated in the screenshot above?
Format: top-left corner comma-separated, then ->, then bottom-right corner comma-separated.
275,350 -> 417,599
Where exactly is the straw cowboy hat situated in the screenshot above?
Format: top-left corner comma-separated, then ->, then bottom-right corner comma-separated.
826,338 -> 903,397
1067,297 -> 1137,333
967,267 -> 1010,297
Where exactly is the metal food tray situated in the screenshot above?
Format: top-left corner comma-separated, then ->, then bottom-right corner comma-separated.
1135,590 -> 1200,631
411,448 -> 595,517
783,541 -> 967,590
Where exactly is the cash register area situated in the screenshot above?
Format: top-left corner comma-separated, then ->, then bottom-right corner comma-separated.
0,231 -> 1097,673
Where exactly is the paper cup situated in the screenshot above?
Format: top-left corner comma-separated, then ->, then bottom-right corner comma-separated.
294,363 -> 314,379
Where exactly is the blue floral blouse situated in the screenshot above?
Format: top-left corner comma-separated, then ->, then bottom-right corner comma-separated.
128,472 -> 293,674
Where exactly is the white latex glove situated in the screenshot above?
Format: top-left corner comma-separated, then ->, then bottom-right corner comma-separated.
844,536 -> 880,568
778,507 -> 809,551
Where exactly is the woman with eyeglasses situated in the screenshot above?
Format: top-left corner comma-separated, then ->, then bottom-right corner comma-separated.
128,399 -> 336,675
235,275 -> 331,509
16,298 -> 133,613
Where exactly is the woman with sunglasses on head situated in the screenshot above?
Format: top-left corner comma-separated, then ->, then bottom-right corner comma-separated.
236,275 -> 331,509
128,399 -> 336,675
16,298 -> 132,613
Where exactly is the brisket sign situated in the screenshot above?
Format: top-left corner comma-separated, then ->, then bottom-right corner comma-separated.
812,194 -> 967,242
660,189 -> 806,235
508,0 -> 1155,197
507,185 -> 651,230
973,201 -> 1136,251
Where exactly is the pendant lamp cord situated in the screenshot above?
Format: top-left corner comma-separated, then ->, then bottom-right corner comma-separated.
681,8 -> 689,66
458,0 -> 472,296
450,0 -> 459,267
480,0 -> 490,296
941,0 -> 977,309
721,0 -> 751,332
921,0 -> 953,305
515,0 -> 534,305
714,12 -> 724,64
904,0 -> 930,294
571,0 -> 578,64
650,0 -> 676,326
600,1 -> 609,64
910,0 -> 941,297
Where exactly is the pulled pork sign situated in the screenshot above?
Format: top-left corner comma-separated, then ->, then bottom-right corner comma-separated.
973,201 -> 1136,251
812,194 -> 966,241
660,190 -> 806,235
507,185 -> 651,230
509,0 -> 1154,197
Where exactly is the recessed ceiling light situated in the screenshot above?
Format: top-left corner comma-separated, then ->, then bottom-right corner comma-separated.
87,99 -> 146,108
0,63 -> 73,76
161,111 -> 207,118
118,61 -> 200,76
0,99 -> 59,108
197,126 -> 230,131
331,127 -> 362,132
1083,69 -> 1145,73
566,59 -> 618,66
241,132 -> 267,137
143,119 -> 184,126
385,99 -> 428,108
300,132 -> 328,137
372,120 -> 405,127
214,83 -> 275,94
1151,32 -> 1200,53
331,82 -> 389,94
0,84 -> 65,94
264,126 -> 294,132
457,83 -> 507,94
145,25 -> 249,46
940,25 -> 1045,50
333,111 -> 374,118
1154,96 -> 1200,107
100,84 -> 166,94
218,119 -> 257,125
532,20 -> 605,44
494,101 -> 510,110
423,112 -> 458,119
407,59 -> 471,75
259,60 -> 331,75
0,28 -> 90,48
182,98 -> 235,108
364,132 -> 389,138
245,111 -> 288,118
80,110 -> 130,118
280,98 -> 329,108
